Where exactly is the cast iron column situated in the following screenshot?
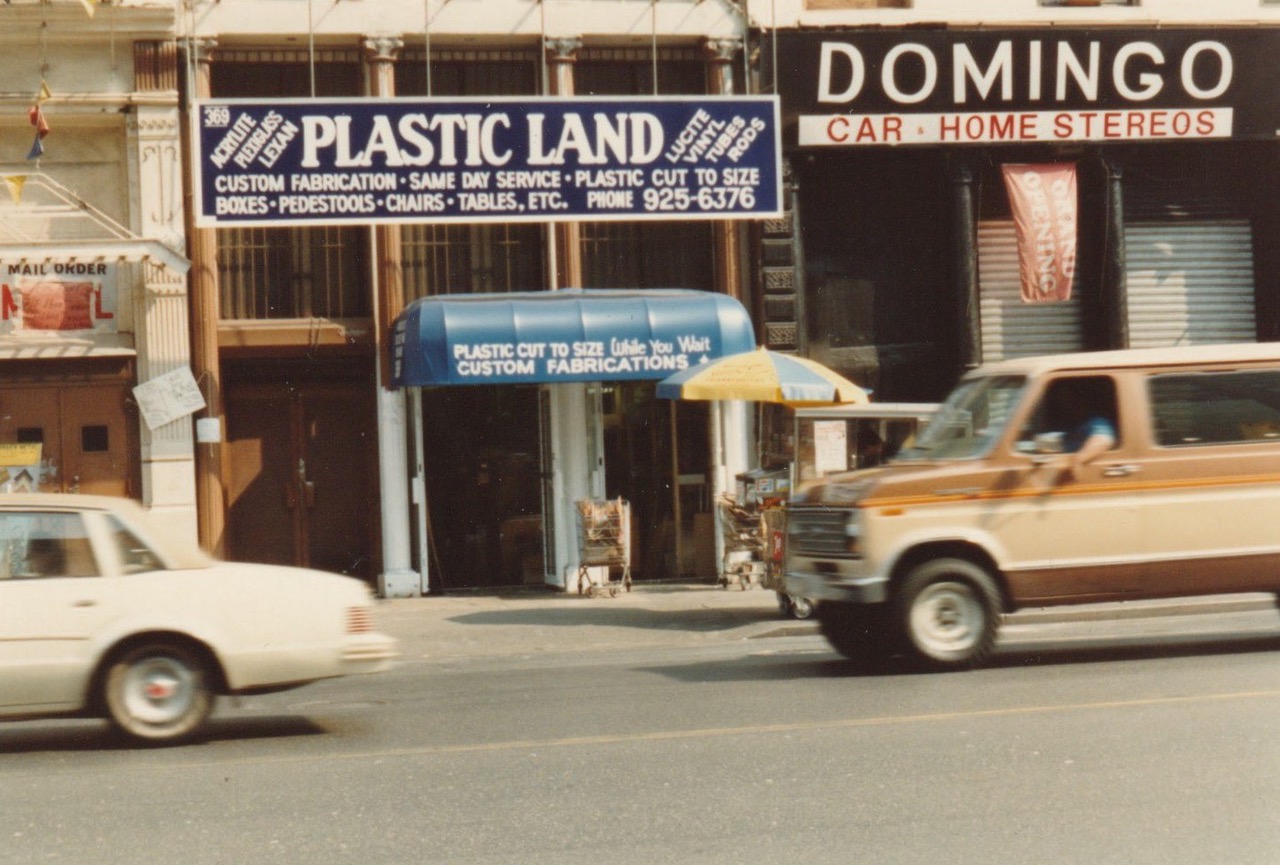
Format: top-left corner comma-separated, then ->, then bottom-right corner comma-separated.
705,38 -> 744,304
545,37 -> 583,288
951,156 -> 981,371
366,36 -> 406,381
364,35 -> 420,597
183,38 -> 226,556
1101,158 -> 1128,350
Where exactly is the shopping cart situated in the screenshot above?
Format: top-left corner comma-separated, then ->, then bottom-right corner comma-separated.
716,494 -> 766,590
575,497 -> 632,597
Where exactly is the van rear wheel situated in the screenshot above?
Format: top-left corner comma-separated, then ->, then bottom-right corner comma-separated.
896,558 -> 1000,670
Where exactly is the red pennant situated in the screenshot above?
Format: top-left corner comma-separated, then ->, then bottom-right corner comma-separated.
28,105 -> 49,138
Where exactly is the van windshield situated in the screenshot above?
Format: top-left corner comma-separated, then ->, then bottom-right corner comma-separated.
897,375 -> 1027,461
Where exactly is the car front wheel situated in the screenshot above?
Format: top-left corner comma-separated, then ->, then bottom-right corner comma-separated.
103,642 -> 215,744
896,558 -> 1000,670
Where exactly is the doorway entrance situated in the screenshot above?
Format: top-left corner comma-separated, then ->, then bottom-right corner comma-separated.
602,382 -> 712,580
419,385 -> 542,590
224,361 -> 377,580
0,359 -> 139,496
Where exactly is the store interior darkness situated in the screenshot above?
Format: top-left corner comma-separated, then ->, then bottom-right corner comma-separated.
420,383 -> 711,590
797,150 -> 957,402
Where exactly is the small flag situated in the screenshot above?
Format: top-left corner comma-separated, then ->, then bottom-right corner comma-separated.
26,80 -> 50,161
3,176 -> 26,205
28,105 -> 49,137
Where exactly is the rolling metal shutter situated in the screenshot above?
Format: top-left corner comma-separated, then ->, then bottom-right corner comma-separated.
1124,176 -> 1256,349
977,219 -> 1084,363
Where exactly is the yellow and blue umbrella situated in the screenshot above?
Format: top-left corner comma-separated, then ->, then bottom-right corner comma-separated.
655,346 -> 869,406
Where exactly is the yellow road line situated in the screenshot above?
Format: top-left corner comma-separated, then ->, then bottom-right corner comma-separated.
157,687 -> 1280,771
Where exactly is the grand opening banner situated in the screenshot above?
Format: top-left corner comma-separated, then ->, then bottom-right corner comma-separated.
1001,163 -> 1077,304
192,97 -> 782,227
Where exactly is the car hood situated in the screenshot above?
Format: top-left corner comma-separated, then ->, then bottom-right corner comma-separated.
203,561 -> 373,599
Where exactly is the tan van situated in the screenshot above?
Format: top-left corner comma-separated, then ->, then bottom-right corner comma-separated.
785,343 -> 1280,670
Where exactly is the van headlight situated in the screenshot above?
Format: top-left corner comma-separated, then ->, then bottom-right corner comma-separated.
844,509 -> 862,556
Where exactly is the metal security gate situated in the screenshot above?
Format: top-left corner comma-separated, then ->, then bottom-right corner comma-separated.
1124,174 -> 1257,349
977,219 -> 1084,363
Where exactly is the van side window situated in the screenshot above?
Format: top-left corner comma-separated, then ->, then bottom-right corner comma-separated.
1149,370 -> 1280,447
1018,375 -> 1120,452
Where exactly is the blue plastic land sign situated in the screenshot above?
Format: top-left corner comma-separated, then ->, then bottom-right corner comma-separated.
193,96 -> 782,227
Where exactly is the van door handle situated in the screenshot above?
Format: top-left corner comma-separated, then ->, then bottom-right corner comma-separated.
1102,464 -> 1141,477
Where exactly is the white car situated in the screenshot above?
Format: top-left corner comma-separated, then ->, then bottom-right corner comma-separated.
0,494 -> 399,744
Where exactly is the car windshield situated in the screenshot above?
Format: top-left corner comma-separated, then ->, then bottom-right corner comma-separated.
897,374 -> 1027,461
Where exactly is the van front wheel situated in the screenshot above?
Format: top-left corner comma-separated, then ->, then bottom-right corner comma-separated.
897,558 -> 1000,670
818,601 -> 888,663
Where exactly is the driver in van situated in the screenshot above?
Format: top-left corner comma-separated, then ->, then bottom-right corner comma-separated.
1045,378 -> 1117,476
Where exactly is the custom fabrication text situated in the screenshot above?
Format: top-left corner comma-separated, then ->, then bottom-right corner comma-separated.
450,335 -> 712,380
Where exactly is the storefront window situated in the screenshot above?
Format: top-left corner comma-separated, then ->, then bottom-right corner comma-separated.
575,50 -> 713,291
217,225 -> 370,319
395,52 -> 546,297
211,54 -> 370,320
580,222 -> 713,290
401,223 -> 543,297
799,152 -> 952,400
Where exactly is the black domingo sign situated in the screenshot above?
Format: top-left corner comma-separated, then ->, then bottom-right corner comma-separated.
770,28 -> 1280,147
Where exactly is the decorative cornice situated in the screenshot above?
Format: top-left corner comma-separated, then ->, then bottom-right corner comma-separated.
364,36 -> 404,63
545,37 -> 583,63
703,38 -> 743,63
189,38 -> 218,66
128,111 -> 181,136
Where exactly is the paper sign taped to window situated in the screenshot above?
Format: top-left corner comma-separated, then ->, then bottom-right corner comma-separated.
0,442 -> 41,467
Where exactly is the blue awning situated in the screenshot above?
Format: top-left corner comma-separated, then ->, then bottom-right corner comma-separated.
391,288 -> 756,388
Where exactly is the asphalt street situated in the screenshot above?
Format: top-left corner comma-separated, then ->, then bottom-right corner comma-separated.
3,586 -> 1280,865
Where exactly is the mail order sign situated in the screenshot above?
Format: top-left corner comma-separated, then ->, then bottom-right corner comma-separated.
192,96 -> 782,227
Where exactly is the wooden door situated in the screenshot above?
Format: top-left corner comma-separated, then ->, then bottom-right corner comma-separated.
60,383 -> 135,497
0,381 -> 135,497
225,390 -> 297,567
225,384 -> 375,578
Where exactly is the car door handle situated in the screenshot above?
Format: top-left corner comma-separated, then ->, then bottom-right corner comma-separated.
1102,464 -> 1141,477
73,599 -> 97,608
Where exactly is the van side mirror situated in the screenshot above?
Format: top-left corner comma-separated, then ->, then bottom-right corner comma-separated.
1033,432 -> 1065,455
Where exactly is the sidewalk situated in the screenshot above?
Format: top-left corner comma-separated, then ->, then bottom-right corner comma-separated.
375,582 -> 1277,663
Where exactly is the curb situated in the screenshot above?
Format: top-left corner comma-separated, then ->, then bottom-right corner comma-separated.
1003,594 -> 1276,625
750,594 -> 1277,641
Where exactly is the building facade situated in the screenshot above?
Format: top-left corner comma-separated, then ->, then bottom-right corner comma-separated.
0,1 -> 194,538
7,0 -> 1277,597
184,0 -> 756,593
753,0 -> 1280,405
